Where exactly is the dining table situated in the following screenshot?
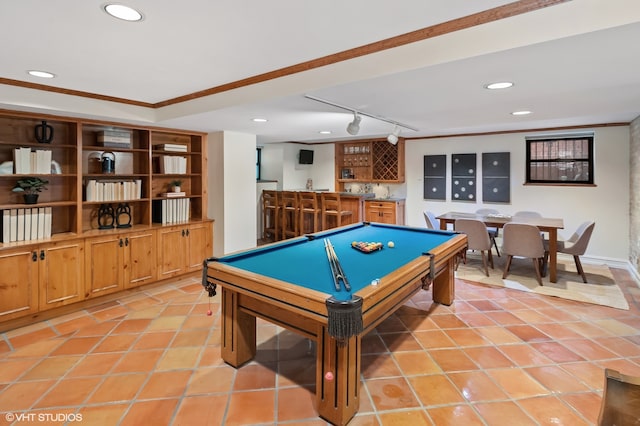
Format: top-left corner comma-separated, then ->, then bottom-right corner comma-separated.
436,212 -> 565,283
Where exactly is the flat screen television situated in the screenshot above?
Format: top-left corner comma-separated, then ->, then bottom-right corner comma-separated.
299,149 -> 314,164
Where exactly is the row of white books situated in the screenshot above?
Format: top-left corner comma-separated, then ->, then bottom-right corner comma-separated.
2,207 -> 52,243
14,147 -> 52,174
152,198 -> 190,225
158,155 -> 187,174
85,179 -> 143,202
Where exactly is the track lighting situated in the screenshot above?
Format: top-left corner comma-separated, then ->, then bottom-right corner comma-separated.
387,126 -> 400,145
346,113 -> 361,135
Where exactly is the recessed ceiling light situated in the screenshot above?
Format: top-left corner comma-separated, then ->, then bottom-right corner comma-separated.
319,130 -> 332,135
485,82 -> 513,90
27,70 -> 55,79
511,110 -> 532,116
104,4 -> 143,21
252,118 -> 268,122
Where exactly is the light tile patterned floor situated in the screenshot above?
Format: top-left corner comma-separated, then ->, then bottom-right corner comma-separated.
0,269 -> 639,425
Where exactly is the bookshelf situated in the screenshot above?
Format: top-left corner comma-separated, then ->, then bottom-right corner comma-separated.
0,109 -> 212,326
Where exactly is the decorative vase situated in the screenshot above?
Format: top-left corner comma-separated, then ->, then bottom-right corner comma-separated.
23,194 -> 39,204
173,186 -> 181,193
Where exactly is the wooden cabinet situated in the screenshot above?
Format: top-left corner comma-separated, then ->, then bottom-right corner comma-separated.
0,247 -> 39,321
85,229 -> 158,298
365,200 -> 405,225
0,239 -> 84,320
38,239 -> 85,311
335,138 -> 405,192
157,221 -> 212,280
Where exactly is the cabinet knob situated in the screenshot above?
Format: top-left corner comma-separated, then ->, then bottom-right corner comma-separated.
182,229 -> 186,237
125,237 -> 129,246
32,251 -> 38,262
119,238 -> 123,247
40,250 -> 45,260
185,229 -> 190,237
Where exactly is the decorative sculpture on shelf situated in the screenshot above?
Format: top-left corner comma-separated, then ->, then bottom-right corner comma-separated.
116,203 -> 132,228
35,120 -> 54,143
97,204 -> 115,229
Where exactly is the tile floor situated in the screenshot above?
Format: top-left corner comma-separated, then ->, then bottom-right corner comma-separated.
0,268 -> 639,425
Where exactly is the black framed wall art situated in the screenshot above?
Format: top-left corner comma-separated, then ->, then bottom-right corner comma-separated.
451,153 -> 476,202
423,155 -> 446,200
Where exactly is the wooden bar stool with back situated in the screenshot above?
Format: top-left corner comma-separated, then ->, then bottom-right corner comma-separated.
280,191 -> 300,240
262,190 -> 280,242
298,191 -> 321,234
321,192 -> 352,230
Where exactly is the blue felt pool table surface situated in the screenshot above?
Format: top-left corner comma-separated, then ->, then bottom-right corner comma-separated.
216,222 -> 457,301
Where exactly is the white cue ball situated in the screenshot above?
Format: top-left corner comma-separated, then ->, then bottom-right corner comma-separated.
387,241 -> 395,248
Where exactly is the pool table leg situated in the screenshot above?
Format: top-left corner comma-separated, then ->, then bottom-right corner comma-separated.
316,326 -> 360,426
432,258 -> 455,305
220,287 -> 256,367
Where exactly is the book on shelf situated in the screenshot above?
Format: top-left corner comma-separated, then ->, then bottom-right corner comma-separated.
85,179 -> 143,202
13,147 -> 52,174
152,198 -> 190,225
97,130 -> 131,148
157,155 -> 187,174
0,207 -> 52,243
161,192 -> 186,198
156,143 -> 188,152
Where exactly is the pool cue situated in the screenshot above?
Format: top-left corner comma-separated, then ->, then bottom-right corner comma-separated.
324,239 -> 341,292
324,239 -> 351,291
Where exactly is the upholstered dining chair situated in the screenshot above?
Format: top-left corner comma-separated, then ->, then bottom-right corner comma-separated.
513,210 -> 542,218
423,211 -> 439,230
545,221 -> 595,283
502,222 -> 546,285
476,208 -> 500,256
597,368 -> 640,426
455,218 -> 493,277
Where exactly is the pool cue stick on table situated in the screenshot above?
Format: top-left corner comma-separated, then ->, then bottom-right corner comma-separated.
324,238 -> 351,292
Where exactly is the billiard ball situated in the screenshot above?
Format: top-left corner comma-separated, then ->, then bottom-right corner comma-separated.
206,309 -> 212,316
387,241 -> 395,248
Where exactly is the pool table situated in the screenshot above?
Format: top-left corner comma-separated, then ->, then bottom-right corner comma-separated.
203,222 -> 466,425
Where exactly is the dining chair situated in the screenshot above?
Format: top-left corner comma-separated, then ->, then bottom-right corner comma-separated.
502,222 -> 546,285
513,210 -> 542,218
423,211 -> 439,230
476,208 -> 500,257
545,221 -> 595,283
597,368 -> 640,426
455,218 -> 493,276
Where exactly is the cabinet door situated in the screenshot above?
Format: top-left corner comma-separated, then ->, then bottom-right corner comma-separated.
157,226 -> 188,279
186,222 -> 212,272
0,247 -> 39,321
39,239 -> 85,310
365,205 -> 382,223
123,230 -> 157,288
85,234 -> 124,298
378,204 -> 397,224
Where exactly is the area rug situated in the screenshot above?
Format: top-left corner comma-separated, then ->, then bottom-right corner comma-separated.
455,252 -> 629,310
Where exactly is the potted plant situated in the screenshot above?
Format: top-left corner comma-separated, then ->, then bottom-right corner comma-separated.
169,179 -> 183,193
12,176 -> 49,204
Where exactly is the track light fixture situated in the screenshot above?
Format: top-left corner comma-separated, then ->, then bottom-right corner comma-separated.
346,113 -> 361,135
387,126 -> 400,145
304,95 -> 419,137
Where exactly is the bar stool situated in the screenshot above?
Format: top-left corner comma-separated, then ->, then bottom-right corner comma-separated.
298,191 -> 321,234
280,191 -> 300,239
321,192 -> 352,230
262,190 -> 279,242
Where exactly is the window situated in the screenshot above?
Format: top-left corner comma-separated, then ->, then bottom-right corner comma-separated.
525,134 -> 594,184
256,147 -> 262,180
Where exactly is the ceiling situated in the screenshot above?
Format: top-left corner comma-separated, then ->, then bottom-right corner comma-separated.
1,0 -> 639,144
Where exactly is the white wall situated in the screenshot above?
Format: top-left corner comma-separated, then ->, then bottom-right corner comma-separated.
262,143 -> 335,190
405,126 -> 630,262
207,131 -> 257,255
